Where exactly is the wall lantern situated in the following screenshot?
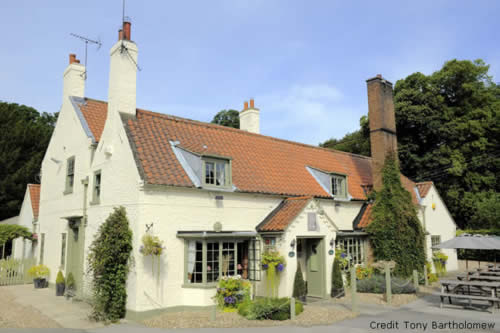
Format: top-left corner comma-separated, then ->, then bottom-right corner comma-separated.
290,239 -> 296,249
330,238 -> 335,248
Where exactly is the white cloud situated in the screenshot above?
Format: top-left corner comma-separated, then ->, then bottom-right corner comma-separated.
257,84 -> 362,145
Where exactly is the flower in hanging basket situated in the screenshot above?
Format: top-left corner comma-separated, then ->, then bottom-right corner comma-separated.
277,263 -> 284,272
141,234 -> 164,256
262,263 -> 269,270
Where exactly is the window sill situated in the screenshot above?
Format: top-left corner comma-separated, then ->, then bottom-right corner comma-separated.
89,199 -> 100,206
201,185 -> 234,192
181,283 -> 218,289
63,189 -> 73,195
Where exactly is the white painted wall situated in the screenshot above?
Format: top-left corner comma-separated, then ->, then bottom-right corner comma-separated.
12,187 -> 35,259
421,185 -> 458,272
239,109 -> 260,134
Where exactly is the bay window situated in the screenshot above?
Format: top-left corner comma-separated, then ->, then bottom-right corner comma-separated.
184,238 -> 261,285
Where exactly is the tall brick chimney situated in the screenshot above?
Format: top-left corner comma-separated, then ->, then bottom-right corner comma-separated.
366,74 -> 398,191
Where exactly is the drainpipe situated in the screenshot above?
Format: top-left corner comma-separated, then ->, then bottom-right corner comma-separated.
421,205 -> 428,260
81,177 -> 89,226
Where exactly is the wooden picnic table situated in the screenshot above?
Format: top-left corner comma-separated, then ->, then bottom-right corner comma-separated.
458,273 -> 500,281
437,279 -> 500,313
479,271 -> 500,276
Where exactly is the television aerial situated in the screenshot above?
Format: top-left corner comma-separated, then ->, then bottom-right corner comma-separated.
69,33 -> 102,79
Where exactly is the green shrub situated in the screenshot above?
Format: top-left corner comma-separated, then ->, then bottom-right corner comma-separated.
66,272 -> 75,290
356,274 -> 416,294
87,207 -> 133,322
432,251 -> 448,276
292,264 -> 306,299
56,271 -> 65,284
238,297 -> 303,321
27,265 -> 50,279
331,257 -> 344,297
0,224 -> 33,244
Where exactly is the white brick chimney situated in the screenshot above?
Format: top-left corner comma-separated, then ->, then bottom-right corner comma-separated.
62,54 -> 85,103
108,19 -> 137,117
239,98 -> 260,134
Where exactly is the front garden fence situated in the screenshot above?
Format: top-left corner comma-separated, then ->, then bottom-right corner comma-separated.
0,258 -> 36,286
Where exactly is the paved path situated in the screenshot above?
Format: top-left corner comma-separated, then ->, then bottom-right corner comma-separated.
2,284 -> 104,330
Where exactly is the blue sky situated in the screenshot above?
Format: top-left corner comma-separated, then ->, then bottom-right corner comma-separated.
1,1 -> 499,145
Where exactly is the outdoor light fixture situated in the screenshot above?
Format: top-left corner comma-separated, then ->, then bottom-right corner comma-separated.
330,238 -> 335,247
290,239 -> 296,249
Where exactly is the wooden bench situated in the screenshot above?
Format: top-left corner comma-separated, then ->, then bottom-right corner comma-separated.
433,292 -> 500,313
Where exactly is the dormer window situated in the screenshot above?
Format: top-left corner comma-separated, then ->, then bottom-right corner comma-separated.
202,157 -> 231,188
331,174 -> 347,198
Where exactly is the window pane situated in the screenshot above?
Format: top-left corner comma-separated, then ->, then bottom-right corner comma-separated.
222,242 -> 235,276
207,242 -> 219,282
205,162 -> 214,184
216,162 -> 225,186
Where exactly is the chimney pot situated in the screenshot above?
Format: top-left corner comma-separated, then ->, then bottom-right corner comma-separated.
123,20 -> 131,40
244,101 -> 249,110
69,54 -> 77,64
376,74 -> 382,78
249,98 -> 255,109
118,29 -> 124,40
75,59 -> 80,64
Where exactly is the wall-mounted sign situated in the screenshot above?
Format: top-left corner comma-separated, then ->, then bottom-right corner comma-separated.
213,221 -> 222,232
288,251 -> 295,258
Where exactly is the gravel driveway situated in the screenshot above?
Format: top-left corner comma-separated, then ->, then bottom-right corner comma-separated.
143,305 -> 357,329
0,286 -> 61,328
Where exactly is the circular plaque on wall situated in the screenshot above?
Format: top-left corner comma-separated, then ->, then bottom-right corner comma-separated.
288,251 -> 295,258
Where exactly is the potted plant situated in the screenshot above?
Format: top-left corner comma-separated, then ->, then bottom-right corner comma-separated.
65,272 -> 76,299
27,264 -> 50,288
56,271 -> 65,296
292,264 -> 307,302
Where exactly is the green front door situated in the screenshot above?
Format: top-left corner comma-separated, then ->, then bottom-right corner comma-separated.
306,238 -> 325,298
67,220 -> 84,296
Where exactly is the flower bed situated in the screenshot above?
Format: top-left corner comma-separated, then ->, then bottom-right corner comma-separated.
214,276 -> 251,310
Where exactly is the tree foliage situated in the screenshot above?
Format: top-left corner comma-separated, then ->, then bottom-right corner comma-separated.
0,224 -> 32,244
211,109 -> 240,129
366,154 -> 426,277
0,102 -> 56,220
87,207 -> 133,322
320,116 -> 370,156
331,256 -> 344,297
320,59 -> 500,229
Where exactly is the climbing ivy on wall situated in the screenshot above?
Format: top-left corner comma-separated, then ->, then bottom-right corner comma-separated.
366,154 -> 426,277
87,207 -> 133,322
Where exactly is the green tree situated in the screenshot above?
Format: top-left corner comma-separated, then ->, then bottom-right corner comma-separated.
320,115 -> 370,156
87,207 -> 133,322
0,102 -> 56,220
320,59 -> 500,229
366,154 -> 426,277
211,109 -> 240,129
0,224 -> 33,244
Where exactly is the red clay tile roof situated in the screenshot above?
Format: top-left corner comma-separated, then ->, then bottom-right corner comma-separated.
416,181 -> 433,198
126,109 -> 374,199
356,203 -> 373,229
257,197 -> 311,231
77,98 -> 108,142
28,184 -> 40,219
77,99 -> 420,201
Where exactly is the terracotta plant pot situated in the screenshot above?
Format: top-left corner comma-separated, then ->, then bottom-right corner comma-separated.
56,283 -> 65,296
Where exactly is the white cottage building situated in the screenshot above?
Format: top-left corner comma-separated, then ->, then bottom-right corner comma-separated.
33,20 -> 457,317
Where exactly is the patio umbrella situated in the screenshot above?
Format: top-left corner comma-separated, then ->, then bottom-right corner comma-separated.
432,234 -> 500,274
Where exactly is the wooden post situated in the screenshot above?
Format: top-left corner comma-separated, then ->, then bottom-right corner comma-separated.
413,270 -> 419,293
351,265 -> 358,312
210,305 -> 216,321
385,263 -> 392,304
424,264 -> 428,286
290,297 -> 296,320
